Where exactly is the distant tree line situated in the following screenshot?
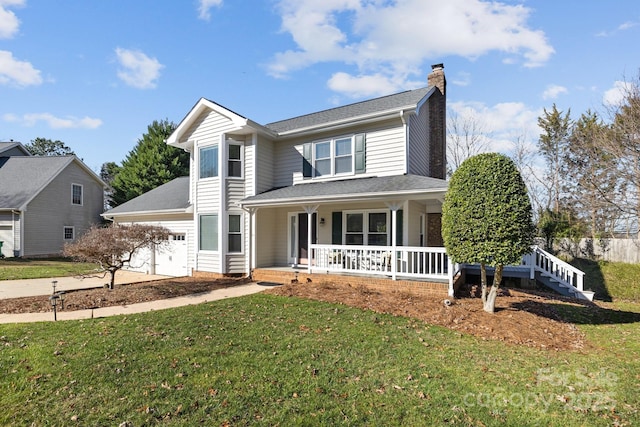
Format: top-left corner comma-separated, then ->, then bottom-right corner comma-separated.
447,70 -> 640,252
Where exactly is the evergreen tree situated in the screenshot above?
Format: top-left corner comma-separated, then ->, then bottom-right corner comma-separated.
537,104 -> 572,212
442,153 -> 534,313
110,119 -> 189,206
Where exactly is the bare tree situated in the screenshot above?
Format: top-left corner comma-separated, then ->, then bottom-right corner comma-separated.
446,109 -> 491,176
599,72 -> 640,237
509,133 -> 546,220
64,224 -> 170,289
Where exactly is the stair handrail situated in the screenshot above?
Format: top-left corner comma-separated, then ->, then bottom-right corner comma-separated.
527,246 -> 585,291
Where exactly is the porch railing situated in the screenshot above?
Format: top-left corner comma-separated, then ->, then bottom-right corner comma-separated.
309,244 -> 453,284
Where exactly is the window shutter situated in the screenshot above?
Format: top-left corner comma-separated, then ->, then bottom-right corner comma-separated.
332,211 -> 342,244
354,134 -> 366,174
302,143 -> 312,178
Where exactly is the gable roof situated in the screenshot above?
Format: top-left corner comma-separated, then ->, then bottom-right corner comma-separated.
0,141 -> 31,157
265,87 -> 433,135
167,85 -> 435,146
0,156 -> 104,210
102,176 -> 191,218
239,174 -> 448,208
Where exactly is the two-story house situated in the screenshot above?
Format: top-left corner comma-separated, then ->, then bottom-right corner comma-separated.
0,141 -> 106,258
105,63 -> 595,301
104,64 -> 453,295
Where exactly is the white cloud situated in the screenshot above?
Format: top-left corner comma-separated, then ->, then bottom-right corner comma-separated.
451,71 -> 471,87
0,0 -> 23,39
197,0 -> 223,21
3,112 -> 103,129
596,20 -> 639,37
115,48 -> 164,89
603,80 -> 633,107
449,100 -> 542,153
269,0 -> 554,97
542,84 -> 568,100
0,50 -> 42,87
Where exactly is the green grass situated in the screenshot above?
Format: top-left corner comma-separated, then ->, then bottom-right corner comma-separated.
0,258 -> 98,280
1,294 -> 638,426
573,259 -> 640,302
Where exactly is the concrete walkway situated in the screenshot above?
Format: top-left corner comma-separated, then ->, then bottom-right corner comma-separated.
0,282 -> 266,324
0,270 -> 169,299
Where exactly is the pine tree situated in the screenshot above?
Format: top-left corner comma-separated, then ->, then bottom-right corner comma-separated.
110,119 -> 189,207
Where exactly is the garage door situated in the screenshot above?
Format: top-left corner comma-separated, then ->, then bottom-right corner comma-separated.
0,225 -> 13,258
155,234 -> 188,276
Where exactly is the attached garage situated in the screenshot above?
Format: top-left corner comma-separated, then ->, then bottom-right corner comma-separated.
102,177 -> 194,277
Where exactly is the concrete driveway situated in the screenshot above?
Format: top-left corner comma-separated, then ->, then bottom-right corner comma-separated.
0,270 -> 169,299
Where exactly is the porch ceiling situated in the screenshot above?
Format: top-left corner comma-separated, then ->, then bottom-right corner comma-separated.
239,174 -> 448,208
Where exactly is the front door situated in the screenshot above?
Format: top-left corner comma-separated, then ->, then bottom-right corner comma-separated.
288,212 -> 317,266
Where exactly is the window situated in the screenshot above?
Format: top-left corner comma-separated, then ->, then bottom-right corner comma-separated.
199,145 -> 218,179
199,214 -> 218,251
171,234 -> 186,241
228,143 -> 243,178
228,214 -> 242,253
344,211 -> 388,245
368,212 -> 388,246
314,141 -> 331,177
334,137 -> 353,174
345,213 -> 364,245
63,226 -> 74,240
71,184 -> 83,205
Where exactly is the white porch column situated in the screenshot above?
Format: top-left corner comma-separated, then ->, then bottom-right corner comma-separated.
386,201 -> 403,281
241,207 -> 258,279
303,205 -> 319,274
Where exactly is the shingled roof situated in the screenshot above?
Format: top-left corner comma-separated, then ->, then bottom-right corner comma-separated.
103,176 -> 191,217
0,156 -> 75,209
240,174 -> 447,207
265,86 -> 432,134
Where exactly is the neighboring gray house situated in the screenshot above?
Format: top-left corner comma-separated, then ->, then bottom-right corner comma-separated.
0,144 -> 106,258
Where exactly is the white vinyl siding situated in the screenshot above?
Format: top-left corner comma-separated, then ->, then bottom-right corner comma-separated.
276,120 -> 406,187
407,105 -> 430,176
255,135 -> 274,194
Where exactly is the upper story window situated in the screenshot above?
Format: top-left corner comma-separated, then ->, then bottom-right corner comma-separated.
199,145 -> 219,179
71,184 -> 83,205
303,134 -> 365,179
227,143 -> 243,178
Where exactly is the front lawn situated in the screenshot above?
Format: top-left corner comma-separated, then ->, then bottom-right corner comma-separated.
0,258 -> 98,280
1,293 -> 637,426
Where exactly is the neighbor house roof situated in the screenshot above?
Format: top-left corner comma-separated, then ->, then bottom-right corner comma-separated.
0,141 -> 31,157
239,174 -> 448,208
0,156 -> 102,210
103,176 -> 191,218
265,86 -> 432,135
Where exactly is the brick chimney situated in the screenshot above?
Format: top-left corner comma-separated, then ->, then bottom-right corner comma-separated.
427,63 -> 446,179
427,63 -> 446,96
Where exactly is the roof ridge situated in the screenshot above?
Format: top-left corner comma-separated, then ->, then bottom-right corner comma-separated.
265,86 -> 428,126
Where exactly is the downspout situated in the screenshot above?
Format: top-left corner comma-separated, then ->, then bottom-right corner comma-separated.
220,134 -> 227,274
12,209 -> 22,257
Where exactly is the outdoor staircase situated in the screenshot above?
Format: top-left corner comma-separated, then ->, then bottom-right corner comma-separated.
525,246 -> 594,301
460,246 -> 594,301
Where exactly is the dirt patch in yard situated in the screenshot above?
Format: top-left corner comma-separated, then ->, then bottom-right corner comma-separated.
0,276 -> 603,351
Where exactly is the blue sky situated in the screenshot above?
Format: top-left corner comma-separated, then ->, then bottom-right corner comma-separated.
1,0 -> 638,173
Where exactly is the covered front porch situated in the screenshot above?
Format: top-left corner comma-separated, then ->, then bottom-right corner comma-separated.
238,174 -> 452,294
